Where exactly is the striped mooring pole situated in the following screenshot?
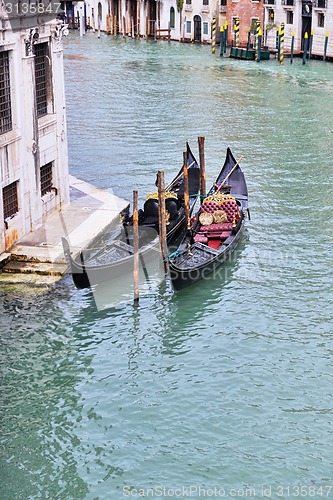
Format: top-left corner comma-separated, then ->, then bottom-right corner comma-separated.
256,30 -> 262,62
303,32 -> 309,64
224,20 -> 228,53
324,32 -> 329,61
220,26 -> 224,57
279,23 -> 285,65
255,20 -> 260,61
234,18 -> 240,47
309,29 -> 314,59
290,31 -> 295,64
212,16 -> 217,54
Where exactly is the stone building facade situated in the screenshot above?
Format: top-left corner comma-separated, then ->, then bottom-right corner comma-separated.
0,8 -> 69,254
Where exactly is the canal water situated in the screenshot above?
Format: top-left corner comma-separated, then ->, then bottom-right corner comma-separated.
1,32 -> 333,499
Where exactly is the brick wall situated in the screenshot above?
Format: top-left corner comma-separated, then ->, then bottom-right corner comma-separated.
227,0 -> 264,46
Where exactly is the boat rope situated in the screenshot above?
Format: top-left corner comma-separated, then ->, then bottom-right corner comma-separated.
167,250 -> 181,259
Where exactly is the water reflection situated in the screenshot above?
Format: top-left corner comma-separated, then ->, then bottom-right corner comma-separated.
0,289 -> 92,498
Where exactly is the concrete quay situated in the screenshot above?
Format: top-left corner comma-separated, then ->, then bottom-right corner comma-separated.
0,176 -> 129,286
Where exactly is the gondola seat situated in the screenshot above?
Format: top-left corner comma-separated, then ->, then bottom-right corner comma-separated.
193,234 -> 208,244
199,223 -> 233,233
143,198 -> 159,225
165,198 -> 180,221
200,201 -> 220,213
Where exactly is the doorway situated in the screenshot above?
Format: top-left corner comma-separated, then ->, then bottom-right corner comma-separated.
301,1 -> 312,49
194,15 -> 201,43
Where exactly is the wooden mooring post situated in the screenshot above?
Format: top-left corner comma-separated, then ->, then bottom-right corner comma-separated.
220,26 -> 224,57
324,32 -> 329,61
309,29 -> 314,59
133,190 -> 139,305
157,171 -> 168,273
303,32 -> 308,65
224,21 -> 228,53
198,136 -> 206,204
183,151 -> 190,230
290,31 -> 295,64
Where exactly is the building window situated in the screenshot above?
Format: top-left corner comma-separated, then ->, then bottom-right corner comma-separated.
3,181 -> 18,220
221,0 -> 226,5
40,162 -> 53,196
318,12 -> 325,28
34,43 -> 49,118
170,7 -> 175,29
203,0 -> 209,5
203,22 -> 209,35
249,18 -> 260,33
286,10 -> 294,24
0,51 -> 12,135
186,0 -> 192,4
186,21 -> 191,33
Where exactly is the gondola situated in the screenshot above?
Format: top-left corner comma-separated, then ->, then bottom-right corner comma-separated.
168,147 -> 249,291
62,144 -> 200,289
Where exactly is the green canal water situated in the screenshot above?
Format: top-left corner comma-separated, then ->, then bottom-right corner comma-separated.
1,32 -> 333,499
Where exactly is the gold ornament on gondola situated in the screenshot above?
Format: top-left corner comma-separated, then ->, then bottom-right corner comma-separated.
213,209 -> 228,223
146,191 -> 178,200
203,194 -> 235,204
199,212 -> 214,226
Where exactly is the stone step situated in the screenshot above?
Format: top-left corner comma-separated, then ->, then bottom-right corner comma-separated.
0,252 -> 11,269
2,260 -> 67,276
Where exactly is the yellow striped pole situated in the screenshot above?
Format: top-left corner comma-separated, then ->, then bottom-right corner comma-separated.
279,22 -> 284,65
234,18 -> 240,47
255,20 -> 260,61
212,16 -> 217,53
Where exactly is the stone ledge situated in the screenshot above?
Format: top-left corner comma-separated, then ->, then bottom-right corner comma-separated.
2,260 -> 67,276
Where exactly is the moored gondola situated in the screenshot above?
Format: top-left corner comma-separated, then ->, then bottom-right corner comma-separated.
168,147 -> 249,291
62,144 -> 200,289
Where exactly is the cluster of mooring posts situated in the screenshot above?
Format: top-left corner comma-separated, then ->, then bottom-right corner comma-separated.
217,17 -> 330,64
225,19 -> 269,62
132,137 -> 206,305
76,6 -> 171,43
74,6 -> 329,62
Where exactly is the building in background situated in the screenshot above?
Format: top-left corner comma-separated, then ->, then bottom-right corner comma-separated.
263,0 -> 332,56
0,7 -> 69,254
227,0 -> 263,47
66,0 -> 332,58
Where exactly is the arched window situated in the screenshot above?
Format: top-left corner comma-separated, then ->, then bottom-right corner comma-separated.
170,7 -> 175,29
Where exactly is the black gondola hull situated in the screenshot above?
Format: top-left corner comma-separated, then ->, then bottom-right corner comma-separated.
63,144 -> 200,289
168,147 -> 249,291
169,219 -> 245,291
